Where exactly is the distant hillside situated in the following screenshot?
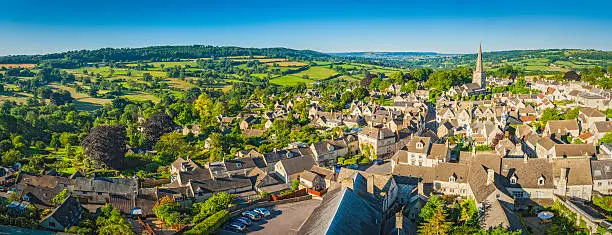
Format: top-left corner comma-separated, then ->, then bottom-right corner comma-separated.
330,51 -> 451,58
0,45 -> 330,66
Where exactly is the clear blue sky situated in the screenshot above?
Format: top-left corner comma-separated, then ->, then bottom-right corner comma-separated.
1,0 -> 611,55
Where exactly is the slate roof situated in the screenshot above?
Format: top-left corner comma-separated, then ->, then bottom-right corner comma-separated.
298,187 -> 381,235
554,144 -> 596,157
501,158 -> 554,189
190,176 -> 253,194
405,136 -> 431,154
553,158 -> 593,186
468,153 -> 506,202
360,126 -> 395,140
591,160 -> 612,181
73,178 -> 139,195
41,196 -> 82,229
278,156 -> 316,177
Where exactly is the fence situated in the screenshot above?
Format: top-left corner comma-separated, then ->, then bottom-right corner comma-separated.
307,188 -> 328,197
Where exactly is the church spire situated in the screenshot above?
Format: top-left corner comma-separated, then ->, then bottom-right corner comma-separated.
472,43 -> 486,89
475,42 -> 483,73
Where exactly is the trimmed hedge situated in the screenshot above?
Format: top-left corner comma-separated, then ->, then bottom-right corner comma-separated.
185,210 -> 229,235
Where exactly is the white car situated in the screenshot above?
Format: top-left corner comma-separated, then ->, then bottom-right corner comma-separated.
253,208 -> 271,217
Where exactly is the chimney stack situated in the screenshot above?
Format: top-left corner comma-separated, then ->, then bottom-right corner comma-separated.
523,153 -> 528,163
367,174 -> 375,194
486,168 -> 495,186
417,181 -> 424,195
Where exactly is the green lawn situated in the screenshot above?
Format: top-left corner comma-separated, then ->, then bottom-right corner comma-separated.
270,75 -> 313,86
292,66 -> 339,80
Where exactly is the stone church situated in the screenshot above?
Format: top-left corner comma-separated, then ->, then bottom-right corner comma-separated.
447,44 -> 488,97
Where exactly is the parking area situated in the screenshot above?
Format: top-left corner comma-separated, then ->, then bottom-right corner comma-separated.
220,199 -> 322,235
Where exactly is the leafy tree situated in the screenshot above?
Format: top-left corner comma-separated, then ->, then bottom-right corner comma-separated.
1,149 -> 23,166
291,179 -> 300,190
401,80 -> 418,93
418,206 -> 453,235
81,125 -> 127,169
52,189 -> 69,205
193,93 -> 214,123
192,193 -> 234,223
142,113 -> 179,143
185,210 -> 229,235
153,196 -> 188,227
96,204 -> 133,235
59,132 -> 79,147
600,132 -> 612,144
155,132 -> 194,157
389,71 -> 405,84
419,195 -> 445,222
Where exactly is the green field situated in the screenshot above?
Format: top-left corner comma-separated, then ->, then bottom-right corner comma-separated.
292,66 -> 339,80
270,75 -> 313,86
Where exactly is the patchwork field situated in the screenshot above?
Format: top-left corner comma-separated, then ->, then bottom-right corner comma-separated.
270,75 -> 313,86
292,66 -> 339,80
0,63 -> 37,69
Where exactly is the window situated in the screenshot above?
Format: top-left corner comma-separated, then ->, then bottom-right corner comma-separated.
98,192 -> 103,195
236,163 -> 243,168
449,176 -> 456,183
538,176 -> 545,185
416,141 -> 424,149
512,191 -> 524,198
598,182 -> 603,186
535,191 -> 544,198
510,177 -> 517,185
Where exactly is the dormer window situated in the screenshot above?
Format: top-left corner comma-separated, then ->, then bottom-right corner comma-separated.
449,174 -> 456,183
510,175 -> 517,185
416,141 -> 424,150
236,163 -> 242,168
538,176 -> 545,185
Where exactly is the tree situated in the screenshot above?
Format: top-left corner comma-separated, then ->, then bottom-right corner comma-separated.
81,125 -> 127,169
292,179 -> 300,190
142,113 -> 179,143
600,132 -> 612,144
59,132 -> 79,147
155,132 -> 194,157
389,71 -> 405,84
1,149 -> 22,166
401,80 -> 418,93
192,193 -> 234,223
52,189 -> 69,205
418,206 -> 453,235
193,93 -> 214,123
419,195 -> 445,222
96,204 -> 133,235
153,196 -> 188,226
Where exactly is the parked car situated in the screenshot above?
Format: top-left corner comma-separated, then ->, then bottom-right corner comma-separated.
253,208 -> 271,217
226,222 -> 247,232
232,216 -> 252,225
241,211 -> 262,221
374,159 -> 384,165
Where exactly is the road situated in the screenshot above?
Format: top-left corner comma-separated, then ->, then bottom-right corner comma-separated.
220,199 -> 322,235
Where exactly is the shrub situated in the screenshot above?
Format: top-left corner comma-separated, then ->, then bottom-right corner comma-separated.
343,158 -> 357,165
359,157 -> 371,165
291,179 -> 300,190
185,210 -> 229,235
337,157 -> 345,164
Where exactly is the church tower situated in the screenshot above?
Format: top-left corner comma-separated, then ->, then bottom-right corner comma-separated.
472,43 -> 486,88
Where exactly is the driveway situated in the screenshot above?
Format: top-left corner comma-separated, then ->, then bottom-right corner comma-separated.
220,199 -> 322,235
